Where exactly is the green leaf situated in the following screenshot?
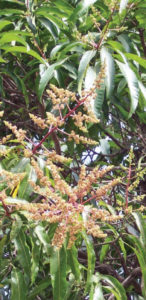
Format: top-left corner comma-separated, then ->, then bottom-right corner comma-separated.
18,77 -> 29,107
126,235 -> 146,298
100,237 -> 112,263
100,47 -> 115,97
132,212 -> 146,248
124,53 -> 146,68
54,0 -> 73,15
38,63 -> 55,100
119,0 -> 129,14
30,235 -> 40,284
117,34 -> 132,53
90,283 -> 105,300
0,236 -> 7,263
78,50 -> 96,94
39,17 -> 59,41
94,80 -> 105,118
0,33 -> 27,47
18,165 -> 37,200
0,9 -> 23,16
50,246 -> 68,300
118,238 -> 127,261
138,81 -> 146,102
117,78 -> 127,94
11,268 -> 27,300
0,56 -> 6,62
67,245 -> 81,281
13,228 -> 31,277
70,0 -> 97,21
82,232 -> 95,293
84,66 -> 96,90
28,279 -> 51,300
0,20 -> 11,31
4,46 -> 45,64
99,139 -> 110,155
100,274 -> 127,300
38,58 -> 68,100
116,60 -> 139,118
34,225 -> 51,253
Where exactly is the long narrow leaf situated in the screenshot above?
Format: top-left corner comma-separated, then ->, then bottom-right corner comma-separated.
67,245 -> 81,281
119,0 -> 129,14
100,274 -> 127,300
13,229 -> 31,277
11,268 -> 27,300
78,50 -> 96,94
116,60 -> 139,118
50,246 -> 67,300
82,232 -> 95,293
100,47 -> 115,98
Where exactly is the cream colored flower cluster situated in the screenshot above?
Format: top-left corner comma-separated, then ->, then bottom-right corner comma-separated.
0,169 -> 25,189
74,165 -> 113,199
45,150 -> 72,164
4,121 -> 26,142
0,134 -> 12,145
68,130 -> 98,145
1,159 -> 123,250
29,113 -> 47,129
72,111 -> 99,133
47,84 -> 76,110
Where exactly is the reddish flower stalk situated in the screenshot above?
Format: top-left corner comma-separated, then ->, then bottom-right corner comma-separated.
0,197 -> 11,217
82,194 -> 96,205
125,165 -> 131,209
32,92 -> 92,154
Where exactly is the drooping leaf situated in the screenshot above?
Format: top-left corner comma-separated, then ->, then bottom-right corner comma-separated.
13,228 -> 31,277
117,34 -> 132,53
67,245 -> 81,281
124,53 -> 146,68
0,20 -> 12,31
82,232 -> 95,293
30,234 -> 41,284
84,66 -> 96,90
70,0 -> 97,21
126,235 -> 146,298
116,60 -> 139,118
27,279 -> 51,300
39,17 -> 59,41
11,268 -> 27,300
100,47 -> 115,98
132,212 -> 146,248
34,225 -> 51,253
100,237 -> 113,263
90,283 -> 105,300
38,57 -> 68,100
119,0 -> 129,14
0,57 -> 6,62
50,246 -> 68,300
78,50 -> 96,94
4,46 -> 45,64
0,236 -> 7,263
0,9 -> 23,16
100,274 -> 127,300
0,33 -> 27,47
94,80 -> 105,118
118,237 -> 127,261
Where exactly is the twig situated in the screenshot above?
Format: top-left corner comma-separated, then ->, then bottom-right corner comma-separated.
0,196 -> 11,217
125,165 -> 131,209
138,28 -> 146,58
32,92 -> 93,154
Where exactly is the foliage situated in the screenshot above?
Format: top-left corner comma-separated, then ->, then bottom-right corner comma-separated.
0,0 -> 146,299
